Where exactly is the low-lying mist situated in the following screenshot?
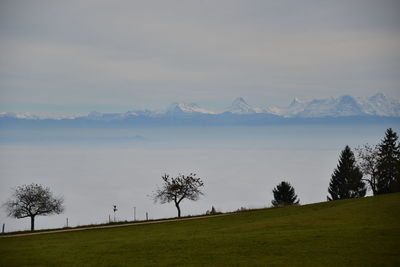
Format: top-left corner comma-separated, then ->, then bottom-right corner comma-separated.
0,124 -> 397,231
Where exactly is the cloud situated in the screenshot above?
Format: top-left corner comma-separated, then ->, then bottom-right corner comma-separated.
0,0 -> 399,112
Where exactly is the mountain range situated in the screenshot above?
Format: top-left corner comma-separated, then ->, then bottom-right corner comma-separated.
167,93 -> 400,118
1,93 -> 399,126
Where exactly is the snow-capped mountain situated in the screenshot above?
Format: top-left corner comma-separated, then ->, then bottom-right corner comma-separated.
298,95 -> 363,117
0,112 -> 40,120
267,97 -> 307,117
167,103 -> 216,115
226,97 -> 266,114
269,93 -> 400,118
359,93 -> 400,117
1,93 -> 399,123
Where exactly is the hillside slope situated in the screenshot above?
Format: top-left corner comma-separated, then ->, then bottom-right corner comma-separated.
1,193 -> 399,266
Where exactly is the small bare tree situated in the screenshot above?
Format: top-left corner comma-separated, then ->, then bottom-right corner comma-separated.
4,183 -> 64,231
153,173 -> 204,218
355,144 -> 379,195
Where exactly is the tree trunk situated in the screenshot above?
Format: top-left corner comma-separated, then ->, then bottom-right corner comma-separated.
369,180 -> 377,196
371,187 -> 377,196
30,215 -> 35,231
175,202 -> 181,218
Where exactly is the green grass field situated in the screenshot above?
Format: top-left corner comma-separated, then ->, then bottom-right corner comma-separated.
1,193 -> 399,266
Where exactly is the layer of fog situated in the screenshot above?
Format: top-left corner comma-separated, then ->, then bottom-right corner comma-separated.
0,124 -> 397,232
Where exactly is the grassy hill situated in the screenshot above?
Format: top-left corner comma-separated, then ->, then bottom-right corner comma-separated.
0,193 -> 399,266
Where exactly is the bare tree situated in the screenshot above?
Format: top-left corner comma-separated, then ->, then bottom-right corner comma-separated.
153,173 -> 204,217
355,144 -> 379,195
4,183 -> 65,231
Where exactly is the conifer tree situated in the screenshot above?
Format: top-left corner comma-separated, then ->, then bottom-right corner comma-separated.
375,128 -> 400,194
271,181 -> 299,207
328,146 -> 366,201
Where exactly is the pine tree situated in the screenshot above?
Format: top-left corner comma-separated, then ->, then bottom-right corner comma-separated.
271,181 -> 299,207
375,128 -> 400,194
328,145 -> 366,201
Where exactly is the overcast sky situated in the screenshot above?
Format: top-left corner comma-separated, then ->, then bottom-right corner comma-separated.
0,0 -> 399,115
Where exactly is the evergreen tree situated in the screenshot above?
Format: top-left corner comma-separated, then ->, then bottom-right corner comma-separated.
375,128 -> 400,194
271,181 -> 299,207
328,146 -> 366,201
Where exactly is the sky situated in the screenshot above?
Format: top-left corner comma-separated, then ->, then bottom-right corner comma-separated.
0,0 -> 399,115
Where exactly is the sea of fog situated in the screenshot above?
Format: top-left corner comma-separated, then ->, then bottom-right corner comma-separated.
0,124 -> 398,232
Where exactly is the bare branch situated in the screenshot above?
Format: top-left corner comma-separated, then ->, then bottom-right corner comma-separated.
3,183 -> 65,230
152,173 -> 204,217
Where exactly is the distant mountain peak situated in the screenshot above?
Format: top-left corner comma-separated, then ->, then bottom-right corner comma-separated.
187,103 -> 200,108
338,95 -> 358,105
167,102 -> 215,115
289,97 -> 303,107
369,92 -> 387,102
227,97 -> 264,114
232,97 -> 246,104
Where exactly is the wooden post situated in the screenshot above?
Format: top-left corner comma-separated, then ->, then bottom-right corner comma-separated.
134,207 -> 136,221
146,212 -> 148,221
66,218 -> 69,228
2,223 -> 4,234
109,214 -> 111,223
